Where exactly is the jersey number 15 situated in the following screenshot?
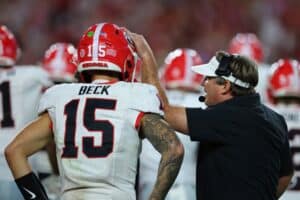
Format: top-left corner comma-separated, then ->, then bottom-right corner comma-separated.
62,98 -> 116,158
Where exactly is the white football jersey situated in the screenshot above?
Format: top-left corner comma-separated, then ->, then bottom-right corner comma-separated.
139,89 -> 205,199
0,65 -> 52,180
38,80 -> 163,200
256,63 -> 271,103
270,103 -> 300,200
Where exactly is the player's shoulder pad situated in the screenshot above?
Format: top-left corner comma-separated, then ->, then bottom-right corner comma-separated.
127,83 -> 163,115
16,65 -> 52,85
129,82 -> 158,92
15,65 -> 44,73
38,84 -> 72,114
43,83 -> 71,96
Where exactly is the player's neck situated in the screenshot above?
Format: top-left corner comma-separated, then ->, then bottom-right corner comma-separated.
0,65 -> 14,70
91,74 -> 120,82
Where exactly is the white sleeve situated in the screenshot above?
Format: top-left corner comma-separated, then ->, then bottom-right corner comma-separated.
124,84 -> 163,132
20,65 -> 53,89
129,84 -> 164,116
37,68 -> 53,89
38,86 -> 56,115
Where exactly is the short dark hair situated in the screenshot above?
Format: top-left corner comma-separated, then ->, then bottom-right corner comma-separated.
273,96 -> 300,104
215,51 -> 258,96
81,70 -> 122,83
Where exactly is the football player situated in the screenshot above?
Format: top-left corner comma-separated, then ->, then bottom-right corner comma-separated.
38,42 -> 78,200
139,48 -> 205,200
228,33 -> 271,103
267,59 -> 300,200
0,25 -> 52,200
42,42 -> 78,84
5,23 -> 183,200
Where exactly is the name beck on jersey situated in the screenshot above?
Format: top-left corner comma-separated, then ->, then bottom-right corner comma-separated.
78,85 -> 110,95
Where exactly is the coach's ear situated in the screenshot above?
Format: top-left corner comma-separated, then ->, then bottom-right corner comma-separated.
221,80 -> 231,95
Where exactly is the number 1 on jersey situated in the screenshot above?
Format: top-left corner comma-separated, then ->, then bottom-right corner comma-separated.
0,81 -> 15,128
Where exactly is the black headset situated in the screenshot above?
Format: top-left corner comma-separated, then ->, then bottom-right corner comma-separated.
215,54 -> 235,77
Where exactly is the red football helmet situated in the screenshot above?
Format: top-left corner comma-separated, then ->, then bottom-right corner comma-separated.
0,25 -> 19,66
160,48 -> 204,91
77,23 -> 139,82
42,43 -> 77,82
228,33 -> 264,63
269,59 -> 300,98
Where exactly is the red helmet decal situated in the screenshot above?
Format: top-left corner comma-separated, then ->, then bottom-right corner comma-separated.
160,48 -> 204,91
269,59 -> 300,98
42,42 -> 77,82
228,33 -> 264,63
0,25 -> 19,66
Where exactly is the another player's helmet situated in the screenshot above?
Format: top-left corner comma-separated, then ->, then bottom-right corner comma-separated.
160,48 -> 204,91
42,42 -> 77,82
228,33 -> 264,63
0,25 -> 19,66
269,59 -> 300,98
77,22 -> 139,82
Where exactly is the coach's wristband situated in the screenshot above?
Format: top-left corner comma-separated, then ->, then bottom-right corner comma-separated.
15,172 -> 49,200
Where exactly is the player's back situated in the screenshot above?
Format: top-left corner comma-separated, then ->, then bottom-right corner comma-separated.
39,80 -> 162,200
256,63 -> 271,103
0,65 -> 51,180
269,103 -> 300,200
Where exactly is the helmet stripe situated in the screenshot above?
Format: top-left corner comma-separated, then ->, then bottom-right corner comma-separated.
93,23 -> 105,62
57,44 -> 64,66
291,60 -> 300,91
185,49 -> 192,85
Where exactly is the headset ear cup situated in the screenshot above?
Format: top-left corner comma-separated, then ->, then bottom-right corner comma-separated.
215,54 -> 233,76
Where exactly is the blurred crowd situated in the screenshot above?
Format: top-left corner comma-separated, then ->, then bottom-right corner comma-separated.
1,0 -> 300,65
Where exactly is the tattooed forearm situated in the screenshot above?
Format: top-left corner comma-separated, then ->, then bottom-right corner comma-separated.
141,114 -> 184,200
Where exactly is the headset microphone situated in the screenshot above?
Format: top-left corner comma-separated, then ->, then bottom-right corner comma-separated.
198,96 -> 206,102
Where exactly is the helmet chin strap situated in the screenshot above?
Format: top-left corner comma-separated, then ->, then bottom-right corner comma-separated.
131,53 -> 139,82
127,43 -> 139,82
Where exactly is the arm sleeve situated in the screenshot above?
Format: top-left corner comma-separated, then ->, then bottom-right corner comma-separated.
129,84 -> 164,116
38,86 -> 56,115
31,66 -> 53,91
186,107 -> 232,144
39,69 -> 53,89
279,117 -> 294,176
128,84 -> 164,130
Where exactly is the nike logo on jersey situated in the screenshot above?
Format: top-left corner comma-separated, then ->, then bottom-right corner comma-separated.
22,187 -> 37,199
79,85 -> 110,95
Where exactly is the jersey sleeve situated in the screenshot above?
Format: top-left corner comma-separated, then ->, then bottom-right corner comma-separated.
129,84 -> 164,116
35,67 -> 53,90
38,86 -> 57,115
20,65 -> 53,90
127,84 -> 164,131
